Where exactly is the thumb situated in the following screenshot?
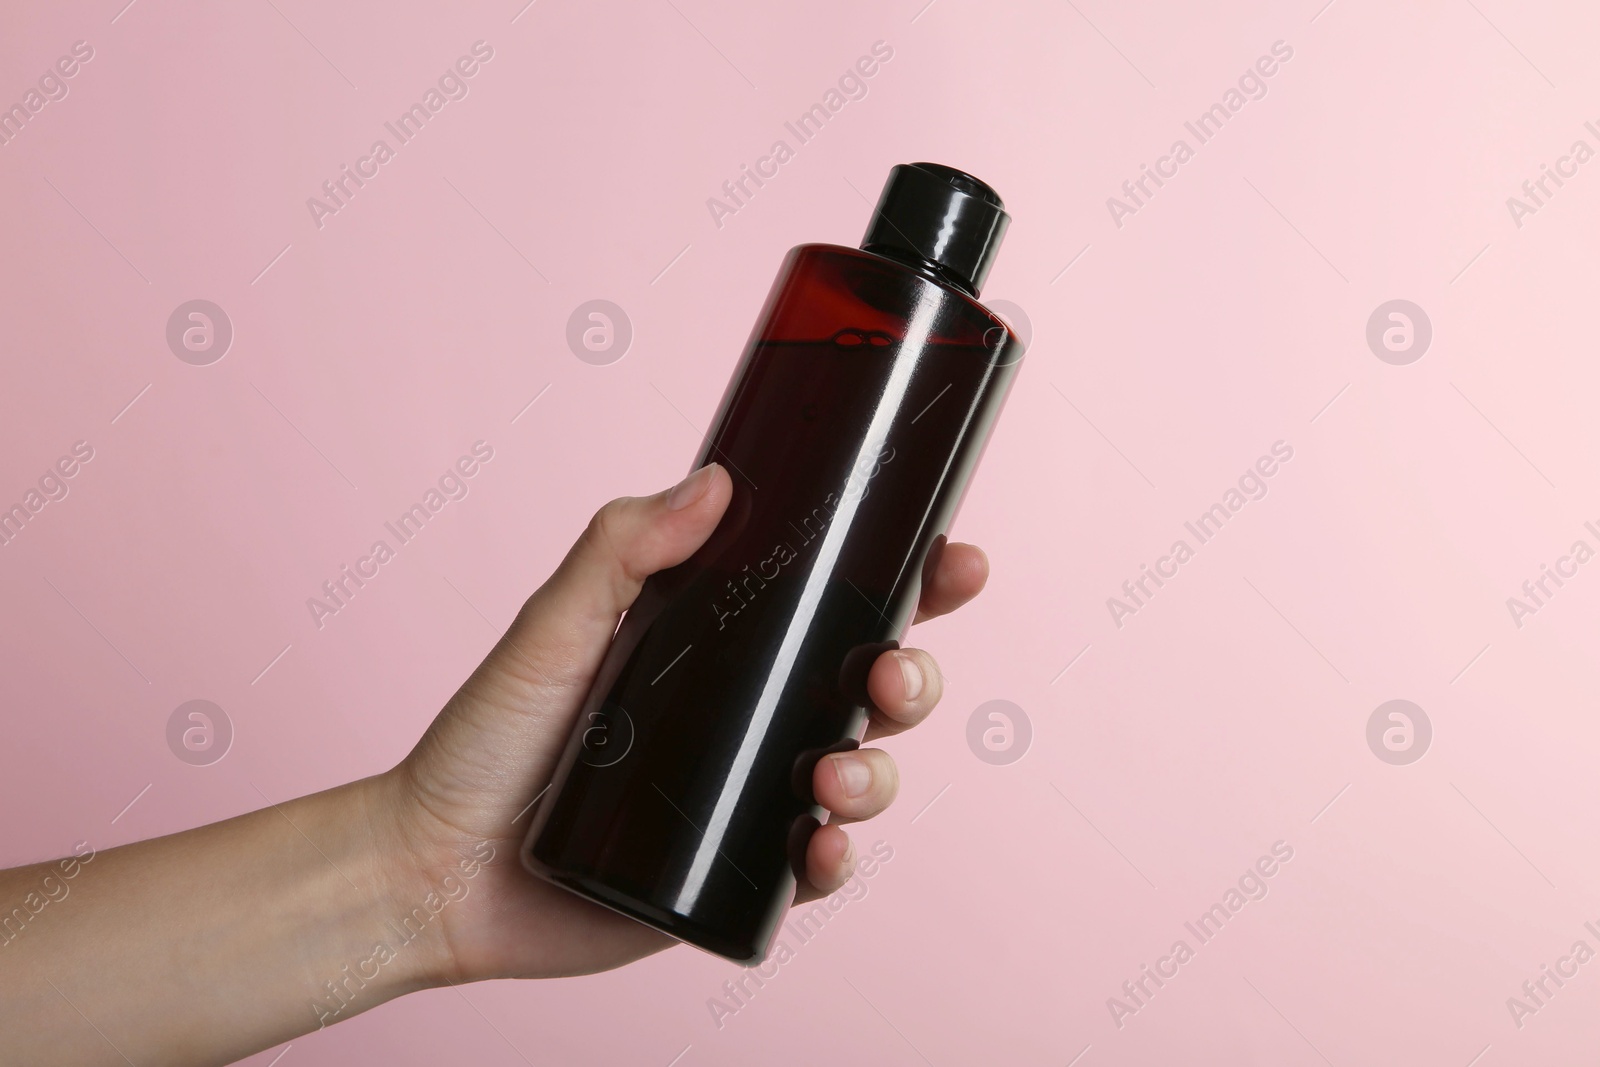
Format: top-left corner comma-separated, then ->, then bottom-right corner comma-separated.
494,460 -> 732,700
403,462 -> 732,834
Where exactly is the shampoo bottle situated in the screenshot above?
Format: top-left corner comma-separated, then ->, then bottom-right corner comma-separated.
522,162 -> 1024,963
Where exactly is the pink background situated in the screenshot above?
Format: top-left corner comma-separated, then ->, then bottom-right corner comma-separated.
3,0 -> 1598,1062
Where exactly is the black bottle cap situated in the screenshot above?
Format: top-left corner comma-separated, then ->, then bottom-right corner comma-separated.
859,162 -> 1009,298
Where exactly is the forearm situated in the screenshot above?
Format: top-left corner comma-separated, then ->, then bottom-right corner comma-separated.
0,773 -> 446,1066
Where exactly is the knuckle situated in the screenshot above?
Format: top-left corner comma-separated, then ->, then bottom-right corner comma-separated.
584,497 -> 630,555
581,497 -> 645,587
582,496 -> 656,590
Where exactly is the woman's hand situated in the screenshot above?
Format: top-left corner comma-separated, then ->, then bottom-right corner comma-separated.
0,462 -> 988,1066
375,461 -> 989,981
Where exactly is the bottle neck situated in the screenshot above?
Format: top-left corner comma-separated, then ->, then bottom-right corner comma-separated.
861,242 -> 980,299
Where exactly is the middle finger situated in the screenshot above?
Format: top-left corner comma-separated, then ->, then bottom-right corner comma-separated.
813,747 -> 900,823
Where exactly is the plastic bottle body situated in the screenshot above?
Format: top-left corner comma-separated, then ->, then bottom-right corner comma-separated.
522,243 -> 1023,963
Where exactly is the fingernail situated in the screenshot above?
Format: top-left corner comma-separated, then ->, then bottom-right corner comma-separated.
896,651 -> 924,701
666,462 -> 719,510
832,754 -> 872,798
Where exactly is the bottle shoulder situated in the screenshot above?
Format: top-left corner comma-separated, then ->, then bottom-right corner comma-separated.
762,244 -> 1017,347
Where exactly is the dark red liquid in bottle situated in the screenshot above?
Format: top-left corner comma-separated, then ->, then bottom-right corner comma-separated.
522,166 -> 1023,963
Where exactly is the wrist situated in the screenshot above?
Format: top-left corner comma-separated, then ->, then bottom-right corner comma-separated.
349,769 -> 465,995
